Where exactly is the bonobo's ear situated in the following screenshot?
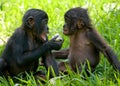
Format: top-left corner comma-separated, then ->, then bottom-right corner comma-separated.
27,16 -> 34,28
77,20 -> 84,29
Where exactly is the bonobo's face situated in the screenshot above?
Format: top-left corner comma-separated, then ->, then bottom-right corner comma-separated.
63,16 -> 77,36
63,9 -> 80,36
30,18 -> 49,43
32,11 -> 49,42
32,18 -> 49,42
39,18 -> 49,42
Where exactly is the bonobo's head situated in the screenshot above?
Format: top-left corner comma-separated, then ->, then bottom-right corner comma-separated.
63,7 -> 91,36
22,8 -> 49,42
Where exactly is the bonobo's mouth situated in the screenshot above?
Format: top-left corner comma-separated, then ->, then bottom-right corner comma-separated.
63,29 -> 69,35
40,32 -> 47,42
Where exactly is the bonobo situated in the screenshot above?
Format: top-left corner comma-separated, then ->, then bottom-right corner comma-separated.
0,8 -> 63,77
53,7 -> 120,73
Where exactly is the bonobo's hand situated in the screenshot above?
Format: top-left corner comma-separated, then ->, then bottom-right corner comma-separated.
46,35 -> 63,50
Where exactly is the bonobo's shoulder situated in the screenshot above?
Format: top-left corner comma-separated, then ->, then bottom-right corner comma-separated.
10,27 -> 26,42
14,27 -> 26,36
86,28 -> 97,34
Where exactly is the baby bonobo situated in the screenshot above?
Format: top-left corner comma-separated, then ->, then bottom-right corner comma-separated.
0,8 -> 63,78
53,7 -> 120,73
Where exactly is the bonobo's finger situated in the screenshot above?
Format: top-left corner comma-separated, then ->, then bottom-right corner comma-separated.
51,35 -> 59,41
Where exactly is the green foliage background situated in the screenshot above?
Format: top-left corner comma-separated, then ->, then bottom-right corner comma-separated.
0,0 -> 120,86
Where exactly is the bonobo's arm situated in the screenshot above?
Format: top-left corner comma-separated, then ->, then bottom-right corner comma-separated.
14,43 -> 50,66
11,35 -> 63,67
52,48 -> 69,59
42,51 -> 59,77
87,29 -> 120,71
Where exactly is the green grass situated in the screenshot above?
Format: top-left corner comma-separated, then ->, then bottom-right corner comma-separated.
0,0 -> 120,85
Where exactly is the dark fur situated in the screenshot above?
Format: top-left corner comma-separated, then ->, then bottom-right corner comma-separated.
53,7 -> 120,73
0,9 -> 63,77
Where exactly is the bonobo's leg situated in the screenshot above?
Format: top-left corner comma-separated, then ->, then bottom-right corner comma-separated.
58,62 -> 71,74
42,51 -> 59,78
52,49 -> 69,74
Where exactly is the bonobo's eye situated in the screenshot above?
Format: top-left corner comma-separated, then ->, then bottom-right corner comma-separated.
42,19 -> 48,25
65,17 -> 71,24
40,19 -> 48,32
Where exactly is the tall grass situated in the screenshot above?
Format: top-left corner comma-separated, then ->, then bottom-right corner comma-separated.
0,0 -> 120,85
